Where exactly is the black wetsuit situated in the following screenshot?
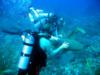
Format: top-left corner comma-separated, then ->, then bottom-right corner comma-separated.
28,33 -> 47,75
18,33 -> 47,75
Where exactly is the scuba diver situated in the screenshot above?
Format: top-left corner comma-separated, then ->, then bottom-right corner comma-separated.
17,7 -> 69,75
1,0 -> 85,75
1,6 -> 69,75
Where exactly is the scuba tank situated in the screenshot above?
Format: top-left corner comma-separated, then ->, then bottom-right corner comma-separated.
18,33 -> 34,70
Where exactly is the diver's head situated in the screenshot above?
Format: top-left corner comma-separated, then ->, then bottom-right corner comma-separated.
47,13 -> 58,24
41,14 -> 59,36
38,13 -> 65,37
48,17 -> 65,37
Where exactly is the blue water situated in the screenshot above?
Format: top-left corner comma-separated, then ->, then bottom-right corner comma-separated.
32,0 -> 100,16
0,0 -> 100,75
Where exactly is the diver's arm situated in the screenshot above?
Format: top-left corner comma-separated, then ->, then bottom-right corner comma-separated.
51,42 -> 69,56
50,35 -> 84,51
40,37 -> 69,58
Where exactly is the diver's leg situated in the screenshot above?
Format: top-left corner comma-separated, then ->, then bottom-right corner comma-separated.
67,27 -> 86,39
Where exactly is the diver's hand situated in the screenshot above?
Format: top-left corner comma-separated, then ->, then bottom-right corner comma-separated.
52,42 -> 69,56
61,42 -> 69,49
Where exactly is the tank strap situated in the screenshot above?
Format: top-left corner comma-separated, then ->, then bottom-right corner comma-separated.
23,42 -> 33,46
21,52 -> 30,57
